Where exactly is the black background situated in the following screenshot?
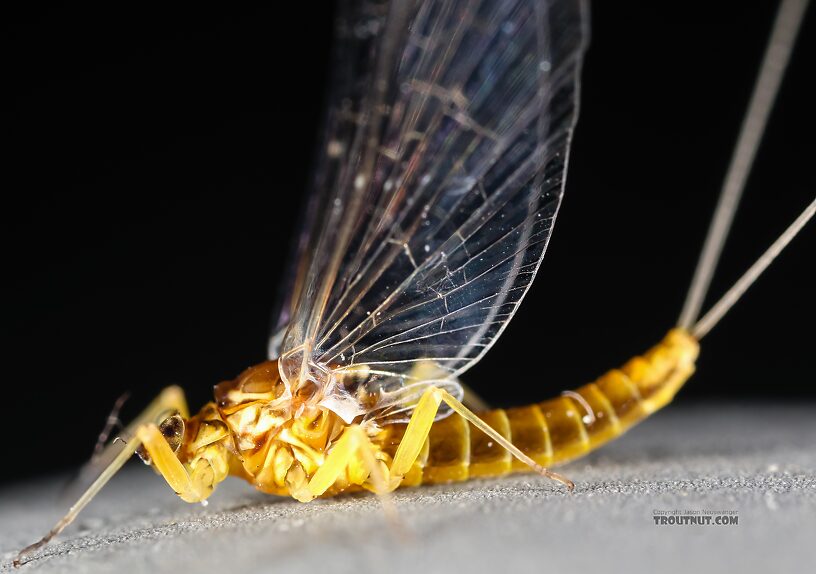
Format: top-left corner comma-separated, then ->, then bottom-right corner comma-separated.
3,1 -> 814,485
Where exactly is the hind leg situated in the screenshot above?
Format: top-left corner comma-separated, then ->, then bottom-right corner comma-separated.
390,386 -> 574,490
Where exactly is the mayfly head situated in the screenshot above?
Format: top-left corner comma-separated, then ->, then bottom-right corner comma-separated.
136,414 -> 184,465
138,403 -> 232,502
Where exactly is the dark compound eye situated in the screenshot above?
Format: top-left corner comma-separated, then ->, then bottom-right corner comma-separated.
159,414 -> 185,453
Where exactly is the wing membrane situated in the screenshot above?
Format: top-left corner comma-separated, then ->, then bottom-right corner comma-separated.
272,0 -> 588,422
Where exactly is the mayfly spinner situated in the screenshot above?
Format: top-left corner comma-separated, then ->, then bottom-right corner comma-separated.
16,0 -> 813,566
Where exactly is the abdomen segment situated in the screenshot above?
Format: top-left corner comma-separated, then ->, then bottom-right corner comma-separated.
378,329 -> 699,486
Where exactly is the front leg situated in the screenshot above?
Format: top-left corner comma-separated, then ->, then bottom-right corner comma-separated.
15,386 -> 192,566
390,386 -> 574,490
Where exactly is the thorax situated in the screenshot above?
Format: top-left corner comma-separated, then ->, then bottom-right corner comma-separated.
208,360 -> 385,499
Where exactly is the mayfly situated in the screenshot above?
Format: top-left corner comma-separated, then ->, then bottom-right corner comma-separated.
16,0 -> 813,566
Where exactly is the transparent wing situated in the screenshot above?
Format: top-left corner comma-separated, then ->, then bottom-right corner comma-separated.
273,0 -> 588,423
268,0 -> 395,359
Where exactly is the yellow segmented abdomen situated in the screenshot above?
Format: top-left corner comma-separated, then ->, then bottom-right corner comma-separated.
379,328 -> 699,486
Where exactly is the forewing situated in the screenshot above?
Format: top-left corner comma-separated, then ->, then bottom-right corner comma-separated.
268,0 -> 391,358
274,0 -> 588,420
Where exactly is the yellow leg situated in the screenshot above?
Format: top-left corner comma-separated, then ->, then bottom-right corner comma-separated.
307,426 -> 360,499
351,426 -> 402,528
298,426 -> 401,536
390,386 -> 574,490
307,426 -> 394,498
390,387 -> 441,479
136,424 -> 203,503
348,426 -> 393,495
15,386 -> 189,567
306,425 -> 400,528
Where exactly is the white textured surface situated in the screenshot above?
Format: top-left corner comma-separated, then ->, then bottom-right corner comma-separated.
2,405 -> 815,573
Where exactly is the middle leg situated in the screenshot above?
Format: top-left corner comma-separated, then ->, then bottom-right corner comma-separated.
307,425 -> 394,498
